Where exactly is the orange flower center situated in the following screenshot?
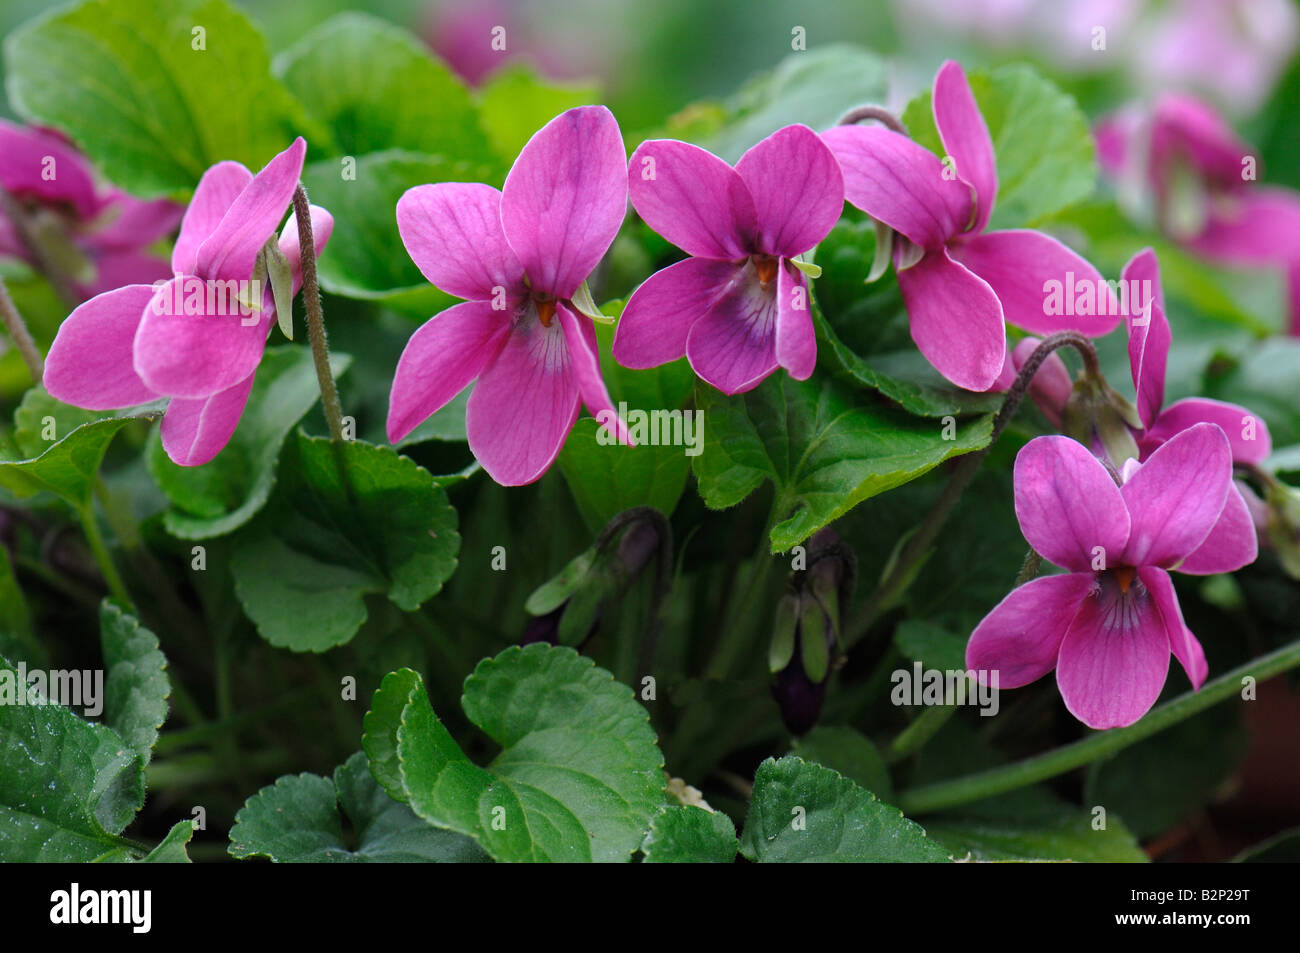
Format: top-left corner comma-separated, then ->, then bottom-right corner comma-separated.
535,296 -> 557,328
753,255 -> 779,285
1113,565 -> 1137,594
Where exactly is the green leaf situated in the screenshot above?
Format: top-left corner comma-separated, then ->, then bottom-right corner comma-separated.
640,806 -> 738,863
5,0 -> 314,197
790,726 -> 893,801
705,46 -> 889,163
148,347 -> 352,540
739,757 -> 948,862
0,655 -> 144,861
1208,339 -> 1300,448
902,64 -> 1096,230
301,150 -> 495,308
559,312 -> 695,530
231,434 -> 460,652
275,12 -> 495,165
558,419 -> 691,533
693,374 -> 994,552
141,820 -> 193,863
395,388 -> 470,446
476,65 -> 597,165
367,646 -> 664,862
229,751 -> 487,862
893,619 -> 969,673
0,392 -> 149,508
100,601 -> 170,766
925,809 -> 1147,863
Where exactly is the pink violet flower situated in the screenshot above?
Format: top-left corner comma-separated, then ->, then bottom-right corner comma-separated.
0,121 -> 183,299
43,137 -> 332,467
611,124 -> 844,394
1096,94 -> 1300,335
821,60 -> 1118,392
387,105 -> 631,486
967,423 -> 1255,729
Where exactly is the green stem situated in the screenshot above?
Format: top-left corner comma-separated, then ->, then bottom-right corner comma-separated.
76,501 -> 131,609
0,276 -> 43,383
888,704 -> 956,762
705,500 -> 785,680
897,639 -> 1300,815
292,184 -> 345,442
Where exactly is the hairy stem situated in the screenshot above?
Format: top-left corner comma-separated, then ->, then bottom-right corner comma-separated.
292,185 -> 345,441
846,332 -> 1100,647
837,104 -> 908,135
897,639 -> 1300,815
0,276 -> 43,383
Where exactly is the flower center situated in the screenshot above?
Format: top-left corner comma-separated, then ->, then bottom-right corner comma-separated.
1113,565 -> 1137,594
752,254 -> 779,285
533,293 -> 557,328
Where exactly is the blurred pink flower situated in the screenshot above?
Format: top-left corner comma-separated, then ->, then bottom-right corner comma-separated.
0,121 -> 182,300
1096,95 -> 1300,335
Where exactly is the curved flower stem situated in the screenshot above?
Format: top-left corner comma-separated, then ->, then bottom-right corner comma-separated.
897,638 -> 1300,815
76,501 -> 132,609
0,277 -> 43,384
837,104 -> 908,135
845,331 -> 1100,648
292,184 -> 345,442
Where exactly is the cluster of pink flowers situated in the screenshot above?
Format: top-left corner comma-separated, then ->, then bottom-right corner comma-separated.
24,56 -> 1276,730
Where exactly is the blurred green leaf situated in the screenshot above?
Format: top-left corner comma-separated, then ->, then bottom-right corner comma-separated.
477,65 -> 600,164
705,46 -> 889,162
301,150 -> 494,312
5,0 -> 315,197
903,63 -> 1096,230
276,12 -> 495,165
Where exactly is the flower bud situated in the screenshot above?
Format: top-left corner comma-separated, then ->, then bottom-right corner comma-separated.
1061,375 -> 1143,471
769,529 -> 856,735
